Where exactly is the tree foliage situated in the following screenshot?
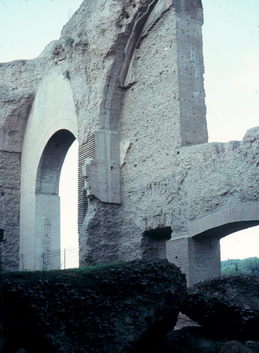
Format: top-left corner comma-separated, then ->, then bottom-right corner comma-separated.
221,257 -> 259,276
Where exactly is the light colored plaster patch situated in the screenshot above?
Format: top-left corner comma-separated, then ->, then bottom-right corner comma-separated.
120,139 -> 131,166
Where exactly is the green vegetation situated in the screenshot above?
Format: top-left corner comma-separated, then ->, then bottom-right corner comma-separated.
221,257 -> 259,276
69,260 -> 124,273
1,260 -> 124,279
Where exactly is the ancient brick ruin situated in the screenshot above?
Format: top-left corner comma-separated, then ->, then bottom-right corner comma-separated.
0,0 -> 258,284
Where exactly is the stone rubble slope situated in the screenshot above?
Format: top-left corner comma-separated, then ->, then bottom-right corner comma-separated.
0,259 -> 185,353
181,275 -> 259,340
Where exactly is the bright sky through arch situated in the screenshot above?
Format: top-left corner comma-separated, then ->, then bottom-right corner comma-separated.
0,0 -> 258,262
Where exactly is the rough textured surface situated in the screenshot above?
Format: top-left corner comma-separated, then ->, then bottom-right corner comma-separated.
181,276 -> 259,340
166,327 -> 222,353
245,341 -> 259,353
0,260 -> 185,353
0,56 -> 59,270
159,328 -> 259,353
219,341 -> 254,353
119,126 -> 259,284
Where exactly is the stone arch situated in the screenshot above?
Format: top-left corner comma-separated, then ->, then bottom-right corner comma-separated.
188,203 -> 259,239
20,68 -> 78,271
36,130 -> 75,195
35,130 -> 76,270
167,203 -> 259,285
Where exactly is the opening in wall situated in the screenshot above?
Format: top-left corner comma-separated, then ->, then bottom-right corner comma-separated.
34,130 -> 78,271
221,225 -> 259,276
60,140 -> 79,269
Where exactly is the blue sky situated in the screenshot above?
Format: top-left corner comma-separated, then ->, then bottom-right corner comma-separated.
203,0 -> 259,142
0,0 -> 82,62
0,0 -> 258,261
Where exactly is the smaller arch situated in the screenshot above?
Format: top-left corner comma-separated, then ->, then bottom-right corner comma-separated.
189,203 -> 259,240
167,203 -> 259,285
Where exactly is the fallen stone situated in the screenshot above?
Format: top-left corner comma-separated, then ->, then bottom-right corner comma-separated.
165,326 -> 222,353
0,259 -> 185,353
219,340 -> 254,353
181,276 -> 259,340
245,341 -> 259,353
174,312 -> 201,330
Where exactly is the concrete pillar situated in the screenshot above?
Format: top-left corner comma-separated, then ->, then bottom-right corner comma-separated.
167,236 -> 221,285
141,227 -> 172,260
174,0 -> 208,145
142,238 -> 167,260
34,194 -> 61,270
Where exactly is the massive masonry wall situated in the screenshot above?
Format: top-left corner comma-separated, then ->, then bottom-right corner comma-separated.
0,59 -> 49,270
79,0 -> 210,265
117,0 -> 207,260
0,0 -> 258,283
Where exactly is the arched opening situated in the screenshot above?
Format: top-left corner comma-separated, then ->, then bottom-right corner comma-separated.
59,140 -> 79,269
167,204 -> 259,285
19,69 -> 78,271
189,220 -> 259,283
35,129 -> 77,270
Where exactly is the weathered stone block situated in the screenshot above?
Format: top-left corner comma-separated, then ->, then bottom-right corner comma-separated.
181,276 -> 259,340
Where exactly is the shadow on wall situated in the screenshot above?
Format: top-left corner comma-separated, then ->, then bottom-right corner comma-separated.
0,229 -> 4,273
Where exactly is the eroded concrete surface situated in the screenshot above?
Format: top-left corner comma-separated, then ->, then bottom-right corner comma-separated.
0,0 -> 258,283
